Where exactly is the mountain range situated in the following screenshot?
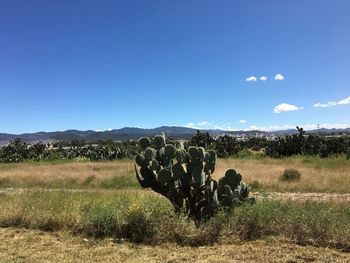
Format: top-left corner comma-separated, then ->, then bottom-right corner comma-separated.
0,126 -> 349,146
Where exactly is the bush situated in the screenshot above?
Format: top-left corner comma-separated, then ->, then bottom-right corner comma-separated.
280,168 -> 301,181
0,138 -> 29,163
80,204 -> 118,237
122,204 -> 156,243
231,200 -> 350,250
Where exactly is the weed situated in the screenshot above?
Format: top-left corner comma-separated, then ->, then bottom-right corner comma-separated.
280,168 -> 301,181
80,203 -> 118,237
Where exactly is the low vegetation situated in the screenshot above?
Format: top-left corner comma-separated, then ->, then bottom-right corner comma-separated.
0,190 -> 349,251
1,127 -> 350,163
0,155 -> 349,193
280,168 -> 301,182
0,138 -> 137,163
3,228 -> 350,263
189,127 -> 350,158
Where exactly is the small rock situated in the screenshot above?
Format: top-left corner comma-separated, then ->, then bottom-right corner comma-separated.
113,238 -> 125,244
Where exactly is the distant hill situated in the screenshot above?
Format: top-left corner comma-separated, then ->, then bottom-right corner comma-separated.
0,126 -> 217,145
0,126 -> 349,146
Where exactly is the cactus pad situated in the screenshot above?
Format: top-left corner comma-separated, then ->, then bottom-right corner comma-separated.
154,135 -> 166,149
164,144 -> 177,159
157,168 -> 172,186
135,154 -> 145,167
134,135 -> 254,222
139,137 -> 151,150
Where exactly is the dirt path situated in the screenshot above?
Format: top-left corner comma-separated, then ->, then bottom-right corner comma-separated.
251,192 -> 350,202
1,187 -> 350,203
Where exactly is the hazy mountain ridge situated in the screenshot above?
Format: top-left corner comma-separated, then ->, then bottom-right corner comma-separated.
0,126 -> 349,146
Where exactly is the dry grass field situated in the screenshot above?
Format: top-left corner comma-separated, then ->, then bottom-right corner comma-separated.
215,156 -> 350,193
1,228 -> 349,263
1,156 -> 350,262
0,160 -> 136,189
0,156 -> 349,193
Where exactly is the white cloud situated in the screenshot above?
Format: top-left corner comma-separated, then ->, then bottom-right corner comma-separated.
214,125 -> 237,131
197,121 -> 209,126
107,128 -> 112,131
239,120 -> 247,124
273,103 -> 303,113
274,74 -> 285,80
313,101 -> 336,108
184,121 -> 238,131
185,122 -> 195,128
259,76 -> 268,81
246,76 -> 257,82
183,121 -> 350,132
313,96 -> 350,108
246,123 -> 350,131
185,121 -> 211,129
338,96 -> 350,105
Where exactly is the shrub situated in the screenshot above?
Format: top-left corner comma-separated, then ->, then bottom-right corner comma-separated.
0,138 -> 29,163
135,136 -> 255,222
122,204 -> 155,243
80,204 -> 118,237
280,168 -> 301,181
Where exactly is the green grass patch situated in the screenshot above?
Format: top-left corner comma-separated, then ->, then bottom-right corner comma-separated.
284,154 -> 350,169
0,190 -> 349,250
98,175 -> 139,189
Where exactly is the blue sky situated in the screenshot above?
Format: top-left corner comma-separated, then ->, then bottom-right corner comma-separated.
1,0 -> 349,133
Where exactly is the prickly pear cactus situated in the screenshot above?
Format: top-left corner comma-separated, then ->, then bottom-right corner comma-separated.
134,135 -> 255,222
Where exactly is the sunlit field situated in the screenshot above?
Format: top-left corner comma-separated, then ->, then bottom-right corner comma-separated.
1,156 -> 349,193
1,156 -> 350,262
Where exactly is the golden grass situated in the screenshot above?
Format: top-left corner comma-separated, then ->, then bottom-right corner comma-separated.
0,160 -> 135,188
0,160 -> 132,181
1,157 -> 350,261
212,157 -> 350,193
1,228 -> 349,263
0,156 -> 349,192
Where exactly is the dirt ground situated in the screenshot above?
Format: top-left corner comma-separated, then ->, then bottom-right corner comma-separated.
2,187 -> 350,203
1,228 -> 349,263
251,192 -> 350,203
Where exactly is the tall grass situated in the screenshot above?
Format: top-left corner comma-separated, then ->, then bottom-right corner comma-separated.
0,190 -> 349,250
1,156 -> 350,193
0,160 -> 139,189
217,155 -> 350,193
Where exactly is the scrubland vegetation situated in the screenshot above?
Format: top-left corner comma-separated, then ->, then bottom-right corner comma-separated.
1,127 -> 350,163
1,190 -> 350,251
1,131 -> 350,262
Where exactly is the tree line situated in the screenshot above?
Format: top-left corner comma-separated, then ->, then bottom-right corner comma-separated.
0,127 -> 349,163
0,139 -> 138,163
187,128 -> 350,158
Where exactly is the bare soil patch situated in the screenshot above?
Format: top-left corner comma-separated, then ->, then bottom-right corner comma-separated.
1,228 -> 349,263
